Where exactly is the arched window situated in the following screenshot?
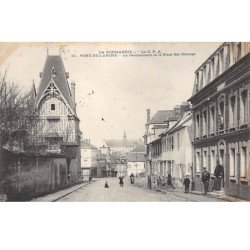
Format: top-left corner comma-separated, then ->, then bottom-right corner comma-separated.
218,94 -> 225,131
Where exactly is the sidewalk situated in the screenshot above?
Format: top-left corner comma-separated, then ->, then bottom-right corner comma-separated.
189,190 -> 244,202
134,177 -> 243,202
32,182 -> 89,202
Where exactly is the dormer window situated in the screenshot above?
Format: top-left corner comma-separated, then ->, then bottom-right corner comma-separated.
51,67 -> 57,78
51,104 -> 55,110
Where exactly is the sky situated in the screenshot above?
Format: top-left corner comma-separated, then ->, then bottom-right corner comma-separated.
0,42 -> 221,146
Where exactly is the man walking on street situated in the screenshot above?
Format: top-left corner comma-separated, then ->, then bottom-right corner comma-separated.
202,167 -> 210,195
214,161 -> 224,191
183,175 -> 190,193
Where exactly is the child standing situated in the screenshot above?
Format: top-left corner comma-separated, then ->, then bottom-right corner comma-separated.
183,175 -> 190,193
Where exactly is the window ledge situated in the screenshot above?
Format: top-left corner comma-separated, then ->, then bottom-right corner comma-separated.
229,127 -> 236,132
229,177 -> 237,183
240,124 -> 248,130
47,116 -> 60,120
240,178 -> 248,185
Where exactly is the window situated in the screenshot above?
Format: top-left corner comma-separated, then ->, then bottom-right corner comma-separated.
229,96 -> 236,128
240,147 -> 247,178
51,103 -> 55,110
196,114 -> 200,138
177,133 -> 180,150
240,90 -> 248,125
196,152 -> 201,173
230,148 -> 236,177
218,99 -> 225,130
203,151 -> 207,169
225,45 -> 230,70
219,48 -> 224,74
202,111 -> 208,135
211,150 -> 216,174
210,106 -> 215,133
237,43 -> 242,60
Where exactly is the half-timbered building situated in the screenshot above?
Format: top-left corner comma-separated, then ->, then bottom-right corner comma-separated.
33,55 -> 81,183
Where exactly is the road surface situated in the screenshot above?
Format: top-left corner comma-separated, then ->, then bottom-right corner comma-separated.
57,177 -> 222,202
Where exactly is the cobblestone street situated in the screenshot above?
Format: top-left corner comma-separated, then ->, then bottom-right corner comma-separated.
56,177 -> 223,202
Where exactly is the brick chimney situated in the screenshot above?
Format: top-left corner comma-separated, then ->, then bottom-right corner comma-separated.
70,81 -> 76,110
146,109 -> 151,123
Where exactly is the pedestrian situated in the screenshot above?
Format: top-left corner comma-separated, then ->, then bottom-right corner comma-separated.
157,176 -> 161,186
104,181 -> 109,188
147,175 -> 152,189
201,167 -> 210,195
89,174 -> 92,183
119,176 -> 124,187
130,173 -> 135,184
183,175 -> 190,193
167,172 -> 172,187
213,161 -> 224,191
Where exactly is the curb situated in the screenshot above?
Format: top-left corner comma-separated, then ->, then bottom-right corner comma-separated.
32,182 -> 89,202
52,183 -> 89,202
188,191 -> 241,202
134,182 -> 236,202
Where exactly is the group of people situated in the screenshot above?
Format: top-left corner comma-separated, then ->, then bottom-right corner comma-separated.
147,160 -> 224,195
104,173 -> 136,188
148,173 -> 173,189
201,160 -> 224,195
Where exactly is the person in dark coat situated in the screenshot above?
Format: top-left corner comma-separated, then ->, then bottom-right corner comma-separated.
213,161 -> 224,190
167,173 -> 172,187
183,175 -> 190,193
119,176 -> 124,187
130,173 -> 135,184
147,175 -> 152,189
104,181 -> 109,188
157,176 -> 161,186
202,167 -> 210,195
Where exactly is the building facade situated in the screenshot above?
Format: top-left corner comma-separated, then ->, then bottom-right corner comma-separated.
143,109 -> 175,176
34,55 -> 81,184
127,144 -> 146,176
81,140 -> 98,179
161,111 -> 193,187
188,42 -> 250,200
144,103 -> 191,179
105,132 -> 142,155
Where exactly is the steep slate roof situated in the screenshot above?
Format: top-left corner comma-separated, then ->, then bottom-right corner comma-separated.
36,55 -> 74,112
152,124 -> 168,129
165,116 -> 180,122
81,140 -> 97,149
104,139 -> 142,148
130,144 -> 145,153
127,152 -> 145,162
167,111 -> 192,134
149,110 -> 175,124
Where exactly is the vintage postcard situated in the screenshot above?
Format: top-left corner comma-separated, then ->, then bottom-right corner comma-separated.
0,42 -> 249,202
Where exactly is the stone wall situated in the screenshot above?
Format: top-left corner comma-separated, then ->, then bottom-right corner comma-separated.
0,149 -> 81,201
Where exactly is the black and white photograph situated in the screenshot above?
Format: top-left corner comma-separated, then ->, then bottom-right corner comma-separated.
0,2 -> 249,250
0,42 -> 249,202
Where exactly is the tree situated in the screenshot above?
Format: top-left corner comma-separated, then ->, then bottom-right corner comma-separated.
0,70 -> 29,151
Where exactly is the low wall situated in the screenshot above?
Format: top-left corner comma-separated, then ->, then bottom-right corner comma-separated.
0,150 -> 81,201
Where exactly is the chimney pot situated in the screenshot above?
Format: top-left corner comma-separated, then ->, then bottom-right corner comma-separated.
70,81 -> 76,110
146,109 -> 151,123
